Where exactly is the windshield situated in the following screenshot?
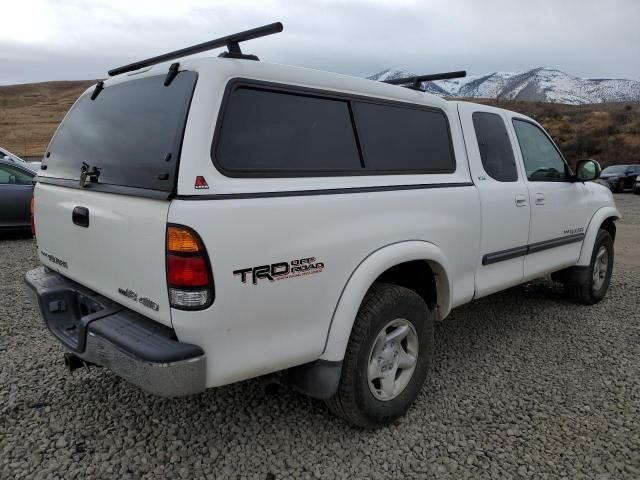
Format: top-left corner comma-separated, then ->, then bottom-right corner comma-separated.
602,165 -> 628,174
44,71 -> 197,192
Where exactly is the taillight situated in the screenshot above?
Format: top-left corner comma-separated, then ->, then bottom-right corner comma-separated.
30,196 -> 35,237
166,225 -> 214,310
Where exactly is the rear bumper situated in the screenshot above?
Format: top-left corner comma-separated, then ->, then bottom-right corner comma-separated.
24,266 -> 206,397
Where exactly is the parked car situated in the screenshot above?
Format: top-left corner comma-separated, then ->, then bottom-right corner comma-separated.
634,177 -> 640,194
0,158 -> 35,232
25,23 -> 620,428
0,146 -> 41,172
597,164 -> 640,192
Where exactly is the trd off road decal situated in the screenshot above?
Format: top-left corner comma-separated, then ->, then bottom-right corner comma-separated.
234,257 -> 324,285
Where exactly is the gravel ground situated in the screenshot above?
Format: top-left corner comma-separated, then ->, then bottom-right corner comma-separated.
1,195 -> 639,480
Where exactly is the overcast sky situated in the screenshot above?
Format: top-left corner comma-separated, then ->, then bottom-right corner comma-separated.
2,0 -> 639,85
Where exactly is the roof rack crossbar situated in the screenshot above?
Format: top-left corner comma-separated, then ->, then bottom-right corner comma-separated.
383,70 -> 467,90
108,22 -> 283,77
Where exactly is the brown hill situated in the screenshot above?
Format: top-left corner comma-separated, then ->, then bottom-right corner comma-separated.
0,80 -> 638,168
0,80 -> 97,156
472,98 -> 640,169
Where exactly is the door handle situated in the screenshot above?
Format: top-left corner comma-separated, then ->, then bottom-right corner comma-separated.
515,194 -> 528,207
535,193 -> 545,205
72,206 -> 89,227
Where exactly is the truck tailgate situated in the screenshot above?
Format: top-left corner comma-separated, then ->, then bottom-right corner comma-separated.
34,182 -> 172,327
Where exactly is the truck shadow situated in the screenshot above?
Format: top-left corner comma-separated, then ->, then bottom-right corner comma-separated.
0,230 -> 33,241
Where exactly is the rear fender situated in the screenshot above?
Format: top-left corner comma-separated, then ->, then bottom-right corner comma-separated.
576,206 -> 620,266
320,240 -> 451,362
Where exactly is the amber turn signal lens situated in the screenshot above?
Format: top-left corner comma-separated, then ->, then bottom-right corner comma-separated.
167,226 -> 201,253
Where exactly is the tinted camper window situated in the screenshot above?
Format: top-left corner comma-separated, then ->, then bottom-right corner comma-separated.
45,72 -> 197,192
354,102 -> 455,173
215,87 -> 361,173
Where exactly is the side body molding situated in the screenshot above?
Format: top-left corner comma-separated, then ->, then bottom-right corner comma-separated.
320,240 -> 452,362
576,206 -> 620,266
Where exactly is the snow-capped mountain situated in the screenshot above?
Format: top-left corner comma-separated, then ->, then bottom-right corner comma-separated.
368,67 -> 640,105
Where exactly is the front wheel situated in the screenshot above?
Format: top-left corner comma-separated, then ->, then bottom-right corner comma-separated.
325,283 -> 433,429
564,229 -> 614,304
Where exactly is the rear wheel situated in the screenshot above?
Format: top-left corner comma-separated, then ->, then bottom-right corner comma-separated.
325,283 -> 433,429
564,229 -> 614,304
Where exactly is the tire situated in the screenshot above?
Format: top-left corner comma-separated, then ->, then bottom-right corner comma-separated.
325,283 -> 433,429
634,186 -> 640,195
564,229 -> 614,304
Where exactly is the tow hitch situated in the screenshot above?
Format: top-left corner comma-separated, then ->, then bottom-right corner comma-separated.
63,352 -> 96,372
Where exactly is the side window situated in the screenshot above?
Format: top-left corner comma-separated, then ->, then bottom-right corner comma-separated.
472,112 -> 518,182
512,120 -> 567,182
215,87 -> 362,173
353,102 -> 455,172
0,165 -> 33,185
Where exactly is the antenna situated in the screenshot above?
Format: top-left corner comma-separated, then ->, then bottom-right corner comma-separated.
383,70 -> 467,91
108,22 -> 283,77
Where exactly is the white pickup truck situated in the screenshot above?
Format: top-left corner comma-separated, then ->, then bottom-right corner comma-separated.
26,24 -> 619,428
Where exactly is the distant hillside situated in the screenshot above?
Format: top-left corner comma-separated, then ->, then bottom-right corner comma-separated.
469,99 -> 640,169
0,80 -> 96,156
0,79 -> 638,168
369,67 -> 640,105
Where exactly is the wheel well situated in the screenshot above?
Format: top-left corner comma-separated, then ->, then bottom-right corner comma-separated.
601,217 -> 616,241
374,260 -> 437,310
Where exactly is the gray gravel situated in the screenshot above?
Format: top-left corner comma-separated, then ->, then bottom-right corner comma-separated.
2,197 -> 640,480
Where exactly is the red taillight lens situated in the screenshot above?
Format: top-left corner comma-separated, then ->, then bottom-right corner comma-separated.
167,255 -> 209,287
166,225 -> 214,310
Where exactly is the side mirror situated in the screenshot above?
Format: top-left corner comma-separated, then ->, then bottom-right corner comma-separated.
575,159 -> 601,182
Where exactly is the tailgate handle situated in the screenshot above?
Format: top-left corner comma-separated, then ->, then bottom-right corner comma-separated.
72,207 -> 90,228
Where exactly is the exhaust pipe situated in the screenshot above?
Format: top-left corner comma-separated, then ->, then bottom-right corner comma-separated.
63,352 -> 96,372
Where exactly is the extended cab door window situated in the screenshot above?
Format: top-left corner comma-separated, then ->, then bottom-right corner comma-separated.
472,112 -> 518,182
512,120 -> 567,182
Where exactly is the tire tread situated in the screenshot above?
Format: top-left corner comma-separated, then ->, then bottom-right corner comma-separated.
325,283 -> 431,428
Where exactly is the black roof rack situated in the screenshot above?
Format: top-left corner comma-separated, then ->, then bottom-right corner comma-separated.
108,22 -> 283,77
383,70 -> 467,91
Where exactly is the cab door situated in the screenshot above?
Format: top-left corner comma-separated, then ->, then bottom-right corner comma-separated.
509,117 -> 592,280
458,103 -> 530,298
